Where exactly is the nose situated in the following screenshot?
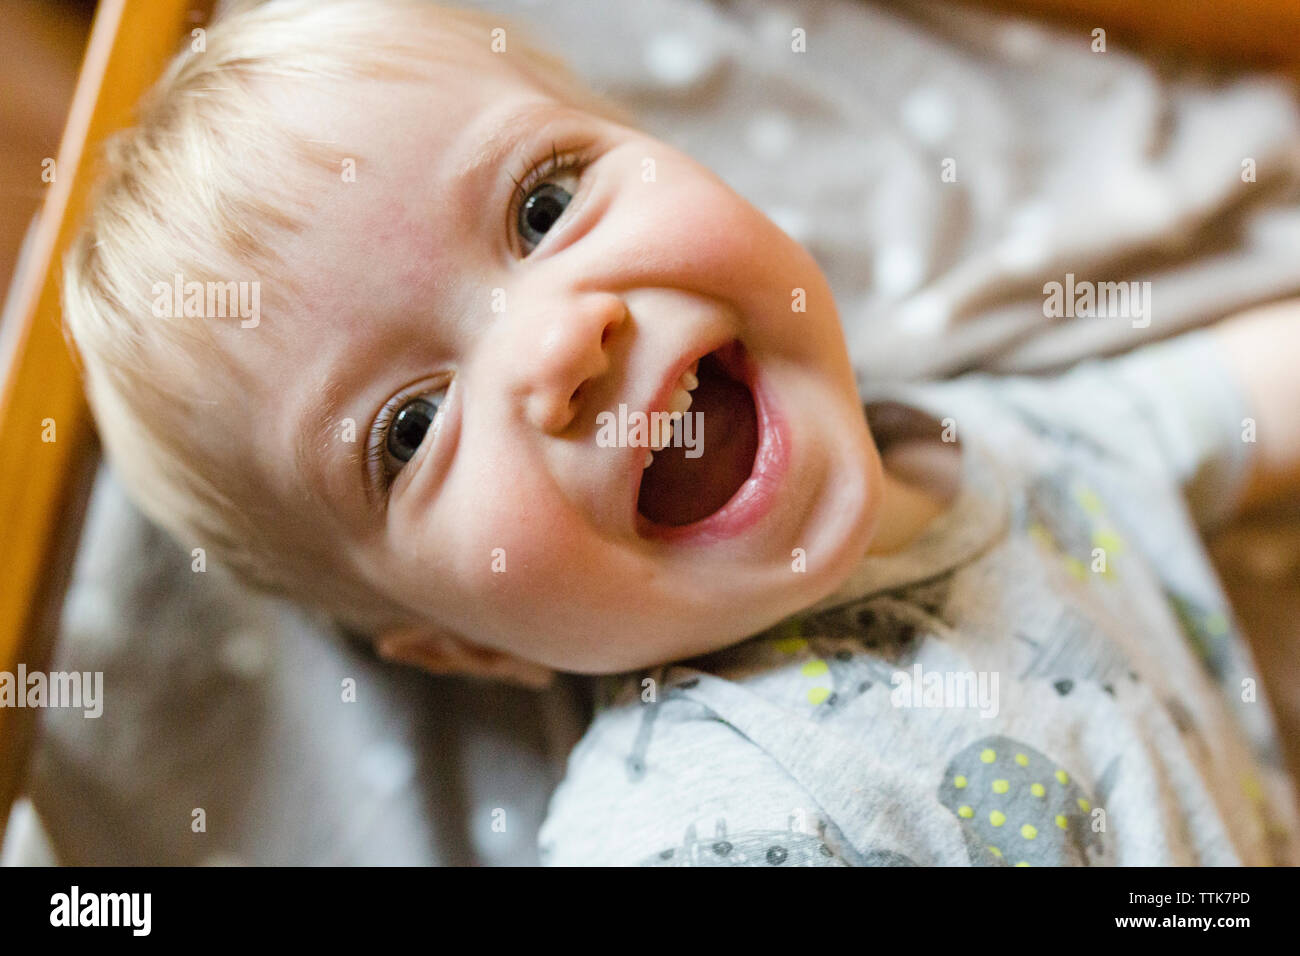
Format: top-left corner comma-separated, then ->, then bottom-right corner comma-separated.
518,293 -> 626,434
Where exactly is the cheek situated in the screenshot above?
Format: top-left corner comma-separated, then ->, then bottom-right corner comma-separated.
634,162 -> 781,280
627,154 -> 847,361
434,455 -> 605,608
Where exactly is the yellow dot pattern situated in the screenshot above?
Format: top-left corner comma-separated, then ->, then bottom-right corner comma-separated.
1241,774 -> 1263,801
1092,529 -> 1124,579
1094,529 -> 1124,554
941,738 -> 1105,867
1077,488 -> 1104,515
771,628 -> 835,711
1028,523 -> 1051,545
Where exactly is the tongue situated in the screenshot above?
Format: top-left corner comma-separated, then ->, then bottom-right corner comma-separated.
637,353 -> 758,526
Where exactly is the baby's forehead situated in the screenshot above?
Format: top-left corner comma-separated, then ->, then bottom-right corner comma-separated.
261,53 -> 580,252
262,35 -> 559,156
258,60 -> 597,321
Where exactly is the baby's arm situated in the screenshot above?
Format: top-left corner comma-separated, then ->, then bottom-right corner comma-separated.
1211,300 -> 1300,515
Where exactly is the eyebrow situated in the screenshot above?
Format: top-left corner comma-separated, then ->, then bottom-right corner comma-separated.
452,100 -> 583,186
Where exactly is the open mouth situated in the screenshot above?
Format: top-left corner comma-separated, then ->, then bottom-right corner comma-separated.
637,340 -> 759,527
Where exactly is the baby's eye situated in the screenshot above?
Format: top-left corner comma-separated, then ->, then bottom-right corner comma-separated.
387,396 -> 440,463
372,385 -> 450,485
516,168 -> 580,255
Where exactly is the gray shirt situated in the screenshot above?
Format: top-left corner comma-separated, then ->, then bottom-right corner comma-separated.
539,330 -> 1299,866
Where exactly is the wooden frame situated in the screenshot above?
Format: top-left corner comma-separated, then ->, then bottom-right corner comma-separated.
0,0 -> 213,848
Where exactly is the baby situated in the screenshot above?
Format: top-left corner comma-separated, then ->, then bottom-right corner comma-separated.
63,0 -> 1300,866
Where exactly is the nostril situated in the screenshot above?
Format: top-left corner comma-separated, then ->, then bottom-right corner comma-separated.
570,383 -> 584,405
600,322 -> 614,346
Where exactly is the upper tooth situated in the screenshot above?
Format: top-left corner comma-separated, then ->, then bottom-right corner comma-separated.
643,451 -> 654,469
649,417 -> 676,452
668,387 -> 693,415
680,370 -> 699,391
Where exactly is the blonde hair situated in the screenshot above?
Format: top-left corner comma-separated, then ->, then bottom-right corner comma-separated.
63,0 -> 633,634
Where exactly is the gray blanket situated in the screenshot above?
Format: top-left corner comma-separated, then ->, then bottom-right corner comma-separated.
16,0 -> 1300,865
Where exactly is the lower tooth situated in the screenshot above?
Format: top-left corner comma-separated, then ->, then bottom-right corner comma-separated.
643,451 -> 654,469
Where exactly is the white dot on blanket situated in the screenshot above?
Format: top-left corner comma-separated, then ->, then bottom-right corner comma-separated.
998,22 -> 1050,62
757,8 -> 799,49
997,200 -> 1055,272
746,113 -> 796,160
359,741 -> 415,795
900,86 -> 955,146
895,290 -> 949,335
1103,167 -> 1176,231
644,32 -> 714,87
68,587 -> 126,653
218,630 -> 268,679
873,244 -> 925,298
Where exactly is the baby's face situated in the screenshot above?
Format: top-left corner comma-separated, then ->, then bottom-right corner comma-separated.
233,38 -> 881,673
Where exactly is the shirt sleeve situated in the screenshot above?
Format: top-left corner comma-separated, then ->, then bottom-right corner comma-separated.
986,329 -> 1257,532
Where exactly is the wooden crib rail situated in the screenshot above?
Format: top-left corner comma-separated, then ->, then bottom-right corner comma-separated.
0,0 -> 214,850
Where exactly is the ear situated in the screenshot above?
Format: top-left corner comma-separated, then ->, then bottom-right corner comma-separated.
375,627 -> 555,690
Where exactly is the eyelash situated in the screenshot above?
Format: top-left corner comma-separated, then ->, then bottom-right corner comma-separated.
507,140 -> 591,254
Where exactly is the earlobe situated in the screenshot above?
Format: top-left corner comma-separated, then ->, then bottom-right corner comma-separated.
374,628 -> 462,674
375,628 -> 555,689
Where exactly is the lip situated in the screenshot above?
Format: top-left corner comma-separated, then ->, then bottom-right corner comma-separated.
642,339 -> 721,440
633,340 -> 790,544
